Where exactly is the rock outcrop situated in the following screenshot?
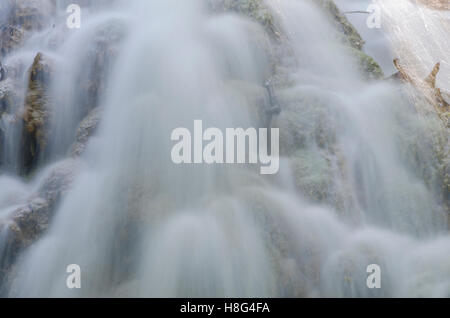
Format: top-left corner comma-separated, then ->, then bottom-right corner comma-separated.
0,25 -> 24,58
350,47 -> 385,80
0,79 -> 18,116
0,159 -> 79,287
20,52 -> 53,174
314,0 -> 365,50
0,78 -> 21,167
0,0 -> 55,58
70,107 -> 102,157
391,58 -> 450,215
6,0 -> 54,32
78,20 -> 127,115
314,0 -> 384,80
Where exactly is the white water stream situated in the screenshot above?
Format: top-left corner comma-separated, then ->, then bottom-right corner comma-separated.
0,0 -> 449,297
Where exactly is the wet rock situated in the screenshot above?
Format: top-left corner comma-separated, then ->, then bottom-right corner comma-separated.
314,0 -> 384,80
78,20 -> 127,115
1,58 -> 27,82
264,79 -> 282,117
209,0 -> 280,38
314,0 -> 364,50
222,80 -> 271,128
273,87 -> 337,155
70,107 -> 102,157
40,20 -> 123,158
8,0 -> 55,32
20,52 -> 53,174
0,58 -> 27,116
0,25 -> 24,58
0,62 -> 6,81
388,59 -> 449,216
0,79 -> 20,168
0,159 -> 79,283
0,79 -> 18,115
397,98 -> 450,217
350,47 -> 384,80
0,0 -> 55,58
0,59 -> 27,168
0,220 -> 23,285
290,149 -> 333,202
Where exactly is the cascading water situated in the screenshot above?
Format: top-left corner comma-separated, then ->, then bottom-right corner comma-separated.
0,0 -> 449,297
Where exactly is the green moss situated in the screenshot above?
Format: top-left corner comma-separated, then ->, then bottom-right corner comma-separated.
393,96 -> 450,217
209,0 -> 280,38
349,47 -> 384,80
313,0 -> 364,50
291,149 -> 333,202
313,0 -> 384,80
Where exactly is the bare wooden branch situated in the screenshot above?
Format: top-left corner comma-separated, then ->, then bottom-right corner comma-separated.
416,0 -> 450,11
393,58 -> 449,121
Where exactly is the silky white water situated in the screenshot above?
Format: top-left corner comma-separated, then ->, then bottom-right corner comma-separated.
0,0 -> 449,297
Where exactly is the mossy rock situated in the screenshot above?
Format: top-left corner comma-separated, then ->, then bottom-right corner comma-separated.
0,25 -> 24,58
273,87 -> 337,156
314,0 -> 384,80
208,0 -> 280,38
291,149 -> 333,202
70,107 -> 102,157
8,0 -> 54,31
395,96 -> 450,216
0,158 -> 78,285
349,47 -> 384,80
313,0 -> 364,50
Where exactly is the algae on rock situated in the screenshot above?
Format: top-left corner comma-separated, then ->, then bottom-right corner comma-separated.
209,0 -> 280,38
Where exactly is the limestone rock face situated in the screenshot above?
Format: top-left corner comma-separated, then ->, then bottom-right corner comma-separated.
291,149 -> 333,202
0,58 -> 29,119
0,159 -> 79,285
20,52 -> 53,174
0,25 -> 24,58
78,20 -> 127,115
8,0 -> 54,32
0,79 -> 18,115
0,78 -> 21,167
0,0 -> 55,58
350,47 -> 385,80
70,107 -> 102,157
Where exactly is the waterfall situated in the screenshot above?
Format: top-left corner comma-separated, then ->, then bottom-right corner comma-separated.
0,0 -> 449,297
